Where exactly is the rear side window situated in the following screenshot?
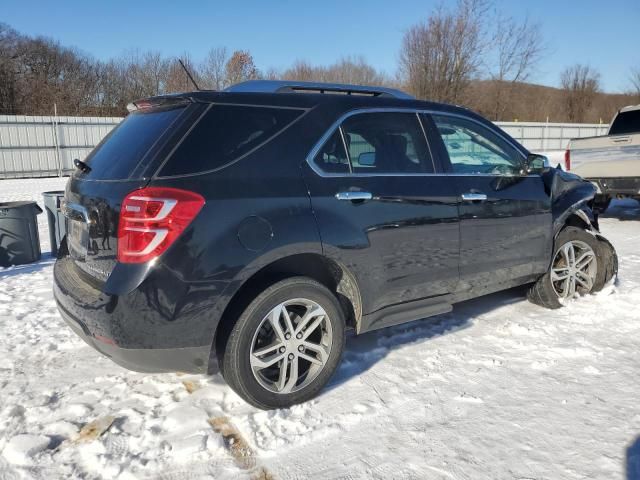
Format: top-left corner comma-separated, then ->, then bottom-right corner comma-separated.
609,110 -> 640,135
313,130 -> 350,174
341,112 -> 433,174
160,105 -> 304,176
83,106 -> 185,180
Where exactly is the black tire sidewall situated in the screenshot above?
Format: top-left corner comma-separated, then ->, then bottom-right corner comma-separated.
223,277 -> 346,409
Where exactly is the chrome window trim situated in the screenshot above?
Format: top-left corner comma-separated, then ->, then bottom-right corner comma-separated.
305,107 -> 533,178
416,112 -> 437,173
338,125 -> 353,174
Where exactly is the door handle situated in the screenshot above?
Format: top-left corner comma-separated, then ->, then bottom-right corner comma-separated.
335,191 -> 373,202
461,192 -> 487,202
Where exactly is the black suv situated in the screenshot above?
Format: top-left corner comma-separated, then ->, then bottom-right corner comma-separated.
54,80 -> 617,409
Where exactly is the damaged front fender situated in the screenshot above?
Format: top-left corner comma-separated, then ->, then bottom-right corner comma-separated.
541,167 -> 618,284
542,168 -> 598,235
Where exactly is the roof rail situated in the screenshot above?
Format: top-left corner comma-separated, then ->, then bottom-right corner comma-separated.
224,80 -> 414,100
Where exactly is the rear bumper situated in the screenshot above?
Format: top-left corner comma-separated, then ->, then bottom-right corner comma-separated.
53,254 -> 222,374
586,177 -> 640,197
56,297 -> 213,373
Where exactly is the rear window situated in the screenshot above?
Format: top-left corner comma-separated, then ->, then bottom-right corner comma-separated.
609,110 -> 640,135
83,105 -> 186,180
159,104 -> 304,176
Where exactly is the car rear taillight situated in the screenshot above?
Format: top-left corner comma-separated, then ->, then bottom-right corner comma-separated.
564,149 -> 571,171
117,187 -> 205,264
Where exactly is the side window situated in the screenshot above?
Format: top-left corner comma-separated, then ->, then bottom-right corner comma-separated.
160,104 -> 303,176
313,129 -> 350,174
341,112 -> 433,174
432,115 -> 524,175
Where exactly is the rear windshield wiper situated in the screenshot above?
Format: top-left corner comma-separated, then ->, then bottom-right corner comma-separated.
73,158 -> 92,174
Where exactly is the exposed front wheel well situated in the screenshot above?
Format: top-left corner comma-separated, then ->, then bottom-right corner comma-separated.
213,253 -> 361,367
563,212 -> 591,231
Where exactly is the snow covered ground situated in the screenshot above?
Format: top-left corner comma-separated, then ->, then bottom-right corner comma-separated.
1,177 -> 639,480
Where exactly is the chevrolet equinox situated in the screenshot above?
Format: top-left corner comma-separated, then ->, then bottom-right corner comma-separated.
54,80 -> 618,409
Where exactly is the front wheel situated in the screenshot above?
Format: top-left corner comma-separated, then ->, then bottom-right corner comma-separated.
221,277 -> 346,409
527,227 -> 607,309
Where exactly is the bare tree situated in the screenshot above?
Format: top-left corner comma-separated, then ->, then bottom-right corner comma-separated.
560,64 -> 601,122
201,47 -> 228,90
139,51 -> 169,96
283,60 -> 316,81
8,34 -> 101,115
399,0 -> 488,103
282,56 -> 390,87
165,53 -> 200,93
224,50 -> 258,86
326,56 -> 387,85
630,67 -> 640,102
488,15 -> 544,120
261,66 -> 281,81
0,23 -> 21,114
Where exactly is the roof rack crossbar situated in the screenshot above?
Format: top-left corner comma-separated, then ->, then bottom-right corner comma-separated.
224,80 -> 414,100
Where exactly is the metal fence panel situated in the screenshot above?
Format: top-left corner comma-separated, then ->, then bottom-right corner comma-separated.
495,122 -> 609,152
0,115 -> 121,179
0,115 -> 611,179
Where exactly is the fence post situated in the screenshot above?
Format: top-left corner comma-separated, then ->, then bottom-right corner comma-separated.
52,103 -> 62,177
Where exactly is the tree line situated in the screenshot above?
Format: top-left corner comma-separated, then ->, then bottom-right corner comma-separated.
1,2 -> 638,122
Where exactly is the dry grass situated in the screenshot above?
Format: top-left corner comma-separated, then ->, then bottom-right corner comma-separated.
209,416 -> 275,479
182,380 -> 200,394
71,416 -> 115,445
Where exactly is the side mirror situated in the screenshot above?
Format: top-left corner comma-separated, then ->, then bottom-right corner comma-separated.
525,154 -> 549,173
358,152 -> 376,166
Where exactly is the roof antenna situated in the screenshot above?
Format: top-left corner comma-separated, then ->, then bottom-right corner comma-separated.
178,58 -> 200,91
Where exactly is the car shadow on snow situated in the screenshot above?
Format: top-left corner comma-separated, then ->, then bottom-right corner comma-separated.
0,255 -> 55,280
325,285 -> 530,393
628,436 -> 640,480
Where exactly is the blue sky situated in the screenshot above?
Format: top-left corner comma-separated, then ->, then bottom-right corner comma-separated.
4,0 -> 639,92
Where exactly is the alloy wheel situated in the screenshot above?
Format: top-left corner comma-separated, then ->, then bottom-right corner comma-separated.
551,240 -> 598,299
249,298 -> 333,394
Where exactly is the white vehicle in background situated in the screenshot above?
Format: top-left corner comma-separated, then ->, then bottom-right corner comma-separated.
565,104 -> 640,212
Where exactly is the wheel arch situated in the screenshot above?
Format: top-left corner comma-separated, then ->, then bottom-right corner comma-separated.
212,252 -> 362,365
554,201 -> 599,238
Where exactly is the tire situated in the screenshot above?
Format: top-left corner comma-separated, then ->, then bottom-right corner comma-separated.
221,277 -> 346,409
527,227 -> 607,309
596,234 -> 618,286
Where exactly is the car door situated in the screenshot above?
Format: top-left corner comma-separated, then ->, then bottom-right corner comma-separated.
426,113 -> 552,294
302,110 -> 460,331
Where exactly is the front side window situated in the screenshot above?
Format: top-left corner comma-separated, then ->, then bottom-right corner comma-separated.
432,115 -> 524,175
341,112 -> 433,174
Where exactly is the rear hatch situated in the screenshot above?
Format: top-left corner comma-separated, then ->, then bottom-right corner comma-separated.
63,100 -> 195,284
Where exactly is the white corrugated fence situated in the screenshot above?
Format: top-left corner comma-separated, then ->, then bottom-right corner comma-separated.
0,115 -> 121,179
0,115 -> 610,179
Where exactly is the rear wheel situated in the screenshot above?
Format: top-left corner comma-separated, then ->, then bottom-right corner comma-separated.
221,277 -> 345,409
527,227 -> 606,309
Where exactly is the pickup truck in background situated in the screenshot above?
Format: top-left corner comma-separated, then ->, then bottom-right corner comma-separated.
565,104 -> 640,212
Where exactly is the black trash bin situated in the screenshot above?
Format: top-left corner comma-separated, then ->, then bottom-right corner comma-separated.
42,191 -> 66,257
0,201 -> 42,267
